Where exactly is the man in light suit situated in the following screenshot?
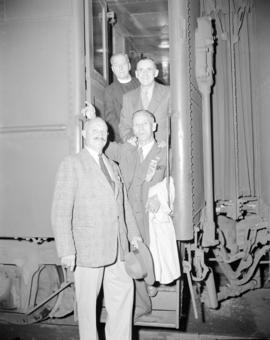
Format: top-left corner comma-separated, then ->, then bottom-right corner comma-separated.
51,117 -> 141,340
119,57 -> 170,143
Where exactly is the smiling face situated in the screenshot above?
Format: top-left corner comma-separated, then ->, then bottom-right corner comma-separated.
83,118 -> 108,154
135,59 -> 159,87
132,110 -> 156,145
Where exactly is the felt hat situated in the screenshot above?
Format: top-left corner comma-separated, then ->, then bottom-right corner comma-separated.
125,242 -> 155,285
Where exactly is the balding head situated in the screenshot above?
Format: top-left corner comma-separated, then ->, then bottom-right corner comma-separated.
132,110 -> 157,145
132,109 -> 156,124
83,117 -> 108,154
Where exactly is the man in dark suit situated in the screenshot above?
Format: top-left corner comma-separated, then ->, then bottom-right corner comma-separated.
103,53 -> 139,142
51,117 -> 141,340
106,109 -> 168,319
119,57 -> 170,143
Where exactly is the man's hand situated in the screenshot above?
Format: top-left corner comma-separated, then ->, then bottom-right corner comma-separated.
126,136 -> 137,146
81,101 -> 96,119
145,194 -> 161,213
61,255 -> 76,272
130,236 -> 143,249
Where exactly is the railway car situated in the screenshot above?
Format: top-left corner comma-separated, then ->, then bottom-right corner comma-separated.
0,0 -> 270,333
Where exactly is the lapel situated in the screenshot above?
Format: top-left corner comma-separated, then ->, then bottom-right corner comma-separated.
131,87 -> 143,111
144,142 -> 160,164
148,82 -> 164,113
103,155 -> 120,199
80,148 -> 100,175
123,145 -> 141,190
133,142 -> 160,183
80,149 -> 118,198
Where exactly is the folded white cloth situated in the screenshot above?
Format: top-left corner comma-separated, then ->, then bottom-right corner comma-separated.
148,177 -> 181,284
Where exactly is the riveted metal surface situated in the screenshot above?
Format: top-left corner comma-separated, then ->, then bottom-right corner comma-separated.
170,0 -> 203,240
188,0 -> 204,228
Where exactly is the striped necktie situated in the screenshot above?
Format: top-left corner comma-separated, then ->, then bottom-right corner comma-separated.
99,154 -> 115,191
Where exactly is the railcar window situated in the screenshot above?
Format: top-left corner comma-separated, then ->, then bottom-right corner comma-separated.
92,0 -> 105,77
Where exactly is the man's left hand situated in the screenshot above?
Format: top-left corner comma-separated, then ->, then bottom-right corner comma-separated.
81,101 -> 96,119
61,255 -> 76,272
131,236 -> 142,249
127,136 -> 137,146
145,194 -> 161,213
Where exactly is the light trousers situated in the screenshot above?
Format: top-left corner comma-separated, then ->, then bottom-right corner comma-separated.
74,257 -> 134,340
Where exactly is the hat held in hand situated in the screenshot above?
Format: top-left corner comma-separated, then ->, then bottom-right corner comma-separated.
125,242 -> 155,285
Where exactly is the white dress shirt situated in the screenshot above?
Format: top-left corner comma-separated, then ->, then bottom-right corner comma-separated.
85,146 -> 99,164
138,140 -> 154,160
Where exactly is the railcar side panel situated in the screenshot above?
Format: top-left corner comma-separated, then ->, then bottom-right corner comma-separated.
0,0 -> 85,237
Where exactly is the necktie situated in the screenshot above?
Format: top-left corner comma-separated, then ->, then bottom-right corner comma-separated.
99,154 -> 115,191
138,147 -> 144,162
141,90 -> 149,109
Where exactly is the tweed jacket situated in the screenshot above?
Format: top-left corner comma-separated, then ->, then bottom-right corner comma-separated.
106,142 -> 168,245
119,82 -> 170,143
103,77 -> 139,142
51,148 -> 140,268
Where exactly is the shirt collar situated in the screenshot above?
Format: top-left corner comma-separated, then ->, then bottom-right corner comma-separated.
138,140 -> 154,159
85,146 -> 100,164
117,75 -> 132,84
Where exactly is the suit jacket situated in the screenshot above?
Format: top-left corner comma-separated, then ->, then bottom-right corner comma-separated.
103,77 -> 139,142
51,148 -> 139,268
119,82 -> 170,143
106,142 -> 168,245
